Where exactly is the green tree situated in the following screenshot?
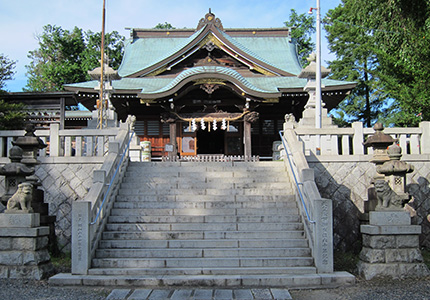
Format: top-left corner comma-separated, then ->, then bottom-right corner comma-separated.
25,25 -> 124,92
0,54 -> 25,129
325,0 -> 430,127
284,9 -> 316,66
0,54 -> 16,91
154,22 -> 175,29
324,3 -> 387,127
0,100 -> 25,130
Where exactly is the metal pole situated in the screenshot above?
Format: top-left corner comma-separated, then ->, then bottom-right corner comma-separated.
98,0 -> 106,129
315,0 -> 321,129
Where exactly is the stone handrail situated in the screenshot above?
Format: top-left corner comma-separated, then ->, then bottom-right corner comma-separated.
294,121 -> 430,158
0,123 -> 120,159
282,126 -> 333,273
71,121 -> 133,275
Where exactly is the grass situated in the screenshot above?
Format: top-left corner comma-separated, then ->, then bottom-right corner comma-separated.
334,250 -> 360,274
50,251 -> 71,273
421,248 -> 430,269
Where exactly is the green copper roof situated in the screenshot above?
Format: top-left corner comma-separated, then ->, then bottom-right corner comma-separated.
233,36 -> 302,75
65,70 -> 354,96
118,27 -> 206,77
118,25 -> 302,77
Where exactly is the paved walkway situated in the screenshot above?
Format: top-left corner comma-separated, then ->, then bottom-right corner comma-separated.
106,288 -> 293,300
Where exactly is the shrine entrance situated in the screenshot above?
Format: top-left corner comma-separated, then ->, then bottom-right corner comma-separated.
196,129 -> 224,154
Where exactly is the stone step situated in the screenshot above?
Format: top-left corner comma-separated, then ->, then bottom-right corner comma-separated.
98,238 -> 309,249
50,272 -> 356,288
109,207 -> 300,216
119,187 -> 292,197
102,230 -> 305,240
91,257 -> 314,268
104,222 -> 304,232
51,272 -> 354,289
112,201 -> 298,210
87,266 -> 317,276
126,161 -> 286,171
126,167 -> 288,180
120,181 -> 293,190
123,175 -> 291,184
95,248 -> 311,259
115,194 -> 296,202
118,187 -> 293,196
107,214 -> 301,224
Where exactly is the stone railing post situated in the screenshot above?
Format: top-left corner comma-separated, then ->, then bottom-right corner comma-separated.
313,198 -> 334,273
49,123 -> 60,157
71,201 -> 91,275
420,121 -> 430,154
352,122 -> 364,155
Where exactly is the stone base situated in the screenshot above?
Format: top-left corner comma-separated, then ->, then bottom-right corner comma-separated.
0,212 -> 54,280
358,261 -> 429,280
0,262 -> 55,280
358,211 -> 430,280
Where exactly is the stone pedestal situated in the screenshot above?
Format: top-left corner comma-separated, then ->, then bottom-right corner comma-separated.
0,213 -> 54,279
358,211 -> 429,280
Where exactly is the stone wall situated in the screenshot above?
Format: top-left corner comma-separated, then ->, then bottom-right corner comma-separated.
34,163 -> 101,252
309,159 -> 430,252
0,162 -> 101,252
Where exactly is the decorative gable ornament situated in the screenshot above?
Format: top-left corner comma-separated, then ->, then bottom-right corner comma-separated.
197,9 -> 224,30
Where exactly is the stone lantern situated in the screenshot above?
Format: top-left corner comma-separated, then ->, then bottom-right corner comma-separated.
297,53 -> 335,128
376,143 -> 414,209
358,123 -> 429,280
0,145 -> 34,208
12,123 -> 47,166
363,123 -> 396,168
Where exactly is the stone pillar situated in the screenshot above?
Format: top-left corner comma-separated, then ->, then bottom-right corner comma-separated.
0,213 -> 54,279
358,211 -> 429,280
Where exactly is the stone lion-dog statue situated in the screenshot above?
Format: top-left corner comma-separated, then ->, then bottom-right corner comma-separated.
6,182 -> 33,213
374,179 -> 405,210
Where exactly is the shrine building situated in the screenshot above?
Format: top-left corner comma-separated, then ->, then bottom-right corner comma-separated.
65,11 -> 354,159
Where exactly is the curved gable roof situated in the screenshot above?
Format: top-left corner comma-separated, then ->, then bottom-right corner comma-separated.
118,18 -> 300,78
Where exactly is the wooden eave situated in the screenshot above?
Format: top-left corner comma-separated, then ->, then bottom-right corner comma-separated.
127,24 -> 295,78
137,72 -> 281,100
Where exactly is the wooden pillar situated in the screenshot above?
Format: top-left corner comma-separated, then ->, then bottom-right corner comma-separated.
169,122 -> 177,158
244,120 -> 251,158
60,97 -> 65,130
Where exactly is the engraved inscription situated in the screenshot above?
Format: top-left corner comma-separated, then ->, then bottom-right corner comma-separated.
320,201 -> 329,265
77,213 -> 83,262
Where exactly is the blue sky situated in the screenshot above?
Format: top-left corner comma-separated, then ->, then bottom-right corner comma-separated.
0,0 -> 342,92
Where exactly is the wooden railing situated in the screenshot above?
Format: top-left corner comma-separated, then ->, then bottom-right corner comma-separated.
294,121 -> 430,157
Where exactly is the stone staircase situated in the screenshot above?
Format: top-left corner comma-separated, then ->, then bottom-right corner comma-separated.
50,161 -> 355,288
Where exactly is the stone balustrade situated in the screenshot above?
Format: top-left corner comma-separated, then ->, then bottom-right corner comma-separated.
295,121 -> 430,157
71,122 -> 133,275
0,123 -> 120,161
281,127 -> 333,273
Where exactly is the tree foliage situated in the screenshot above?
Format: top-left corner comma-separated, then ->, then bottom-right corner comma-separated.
0,100 -> 25,130
154,22 -> 175,29
25,25 -> 124,92
284,9 -> 316,66
0,54 -> 16,91
325,0 -> 430,127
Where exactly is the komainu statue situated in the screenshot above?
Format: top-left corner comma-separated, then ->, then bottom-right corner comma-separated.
374,179 -> 407,210
6,182 -> 33,213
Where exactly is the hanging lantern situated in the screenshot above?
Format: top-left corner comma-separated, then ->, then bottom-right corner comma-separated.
200,119 -> 206,130
212,119 -> 217,131
221,118 -> 227,130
